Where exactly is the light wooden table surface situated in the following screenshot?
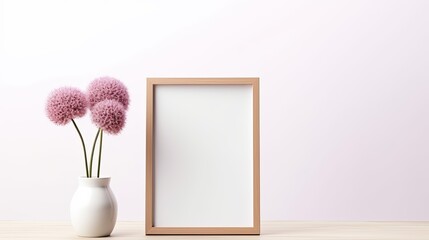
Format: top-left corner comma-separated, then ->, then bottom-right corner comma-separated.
1,221 -> 429,239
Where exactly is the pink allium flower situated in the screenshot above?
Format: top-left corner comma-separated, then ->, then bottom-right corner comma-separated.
91,100 -> 126,134
46,87 -> 87,125
87,77 -> 129,110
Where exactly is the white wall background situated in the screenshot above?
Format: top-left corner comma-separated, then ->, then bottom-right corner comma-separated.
1,0 -> 429,221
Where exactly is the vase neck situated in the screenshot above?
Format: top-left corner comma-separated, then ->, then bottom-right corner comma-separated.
78,177 -> 111,187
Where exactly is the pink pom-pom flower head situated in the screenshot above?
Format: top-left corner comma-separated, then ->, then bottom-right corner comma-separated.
46,87 -> 87,125
91,100 -> 126,135
87,76 -> 129,110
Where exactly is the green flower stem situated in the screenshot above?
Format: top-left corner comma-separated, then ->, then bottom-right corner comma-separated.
97,129 -> 103,178
89,129 -> 101,178
71,119 -> 89,178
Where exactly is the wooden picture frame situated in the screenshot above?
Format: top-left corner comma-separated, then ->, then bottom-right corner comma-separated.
146,78 -> 260,235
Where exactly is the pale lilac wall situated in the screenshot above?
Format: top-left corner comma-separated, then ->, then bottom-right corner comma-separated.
1,0 -> 429,220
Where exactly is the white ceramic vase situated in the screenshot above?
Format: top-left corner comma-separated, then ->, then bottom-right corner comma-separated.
70,177 -> 117,237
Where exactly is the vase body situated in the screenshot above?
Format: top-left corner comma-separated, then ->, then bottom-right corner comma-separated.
70,177 -> 117,237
